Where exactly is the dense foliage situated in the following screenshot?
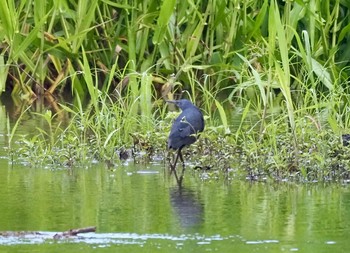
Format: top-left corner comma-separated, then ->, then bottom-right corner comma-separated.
1,1 -> 349,97
2,0 -> 350,181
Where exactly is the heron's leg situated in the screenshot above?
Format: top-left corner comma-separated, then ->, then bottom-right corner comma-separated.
169,149 -> 185,185
169,149 -> 181,173
178,149 -> 186,180
178,150 -> 184,166
169,162 -> 176,174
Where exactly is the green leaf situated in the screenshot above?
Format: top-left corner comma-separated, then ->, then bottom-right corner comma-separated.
153,0 -> 176,44
215,99 -> 230,134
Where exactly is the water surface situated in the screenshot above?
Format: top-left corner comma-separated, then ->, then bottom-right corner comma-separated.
0,161 -> 349,252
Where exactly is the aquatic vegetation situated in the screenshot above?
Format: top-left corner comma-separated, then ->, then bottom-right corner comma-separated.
7,87 -> 350,183
2,0 -> 350,182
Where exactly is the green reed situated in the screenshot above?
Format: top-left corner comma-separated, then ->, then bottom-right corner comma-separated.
3,0 -> 350,180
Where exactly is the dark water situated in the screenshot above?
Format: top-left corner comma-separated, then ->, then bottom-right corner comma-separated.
0,97 -> 350,252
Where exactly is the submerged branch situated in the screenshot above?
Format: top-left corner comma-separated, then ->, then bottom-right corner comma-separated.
53,226 -> 96,239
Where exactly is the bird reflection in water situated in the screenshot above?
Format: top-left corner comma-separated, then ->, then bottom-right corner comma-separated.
170,185 -> 204,229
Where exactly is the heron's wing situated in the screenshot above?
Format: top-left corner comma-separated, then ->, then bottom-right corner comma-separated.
168,112 -> 203,149
176,116 -> 198,137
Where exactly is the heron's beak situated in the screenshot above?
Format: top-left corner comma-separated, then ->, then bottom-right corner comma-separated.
165,100 -> 177,105
166,100 -> 179,110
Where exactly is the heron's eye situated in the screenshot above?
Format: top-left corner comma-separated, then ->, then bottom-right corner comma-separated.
180,116 -> 186,122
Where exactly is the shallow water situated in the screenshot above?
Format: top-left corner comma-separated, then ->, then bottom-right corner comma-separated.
0,98 -> 350,252
0,161 -> 349,252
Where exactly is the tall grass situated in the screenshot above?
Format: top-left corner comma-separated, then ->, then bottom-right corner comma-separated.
3,0 -> 350,177
1,1 -> 348,99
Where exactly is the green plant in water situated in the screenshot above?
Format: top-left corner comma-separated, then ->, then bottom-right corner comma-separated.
4,0 -> 350,183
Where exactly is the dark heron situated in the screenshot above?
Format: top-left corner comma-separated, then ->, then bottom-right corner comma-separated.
167,99 -> 204,173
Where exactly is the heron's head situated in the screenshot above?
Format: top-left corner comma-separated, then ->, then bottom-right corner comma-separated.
166,99 -> 194,110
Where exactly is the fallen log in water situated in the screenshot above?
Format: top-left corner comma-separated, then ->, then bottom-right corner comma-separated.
53,226 -> 96,239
